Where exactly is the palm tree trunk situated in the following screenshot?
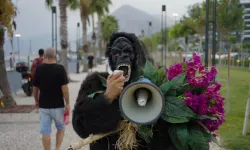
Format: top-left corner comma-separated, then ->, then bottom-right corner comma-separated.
98,15 -> 103,57
91,14 -> 97,67
81,13 -> 88,72
59,0 -> 68,72
0,27 -> 16,106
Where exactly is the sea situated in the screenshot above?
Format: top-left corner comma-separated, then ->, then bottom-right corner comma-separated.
4,53 -> 77,70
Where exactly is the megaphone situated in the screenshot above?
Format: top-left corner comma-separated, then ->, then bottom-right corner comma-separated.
119,77 -> 165,125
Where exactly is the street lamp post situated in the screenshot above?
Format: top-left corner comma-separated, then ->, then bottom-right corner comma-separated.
15,34 -> 21,62
164,7 -> 167,68
161,5 -> 166,67
76,22 -> 80,73
148,21 -> 152,51
205,0 -> 217,67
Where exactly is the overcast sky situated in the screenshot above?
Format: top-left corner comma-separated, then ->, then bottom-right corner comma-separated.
12,0 -> 203,38
109,0 -> 203,16
4,0 -> 203,55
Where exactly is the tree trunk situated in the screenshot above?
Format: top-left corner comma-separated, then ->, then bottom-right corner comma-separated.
81,12 -> 88,72
98,15 -> 102,57
0,27 -> 16,106
218,32 -> 223,78
59,0 -> 68,72
91,14 -> 97,67
199,36 -> 202,53
226,45 -> 231,115
208,48 -> 212,67
243,48 -> 246,68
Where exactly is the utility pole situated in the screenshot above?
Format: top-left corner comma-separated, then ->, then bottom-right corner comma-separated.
28,40 -> 32,67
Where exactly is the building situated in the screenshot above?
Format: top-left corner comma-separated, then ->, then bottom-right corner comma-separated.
240,0 -> 250,43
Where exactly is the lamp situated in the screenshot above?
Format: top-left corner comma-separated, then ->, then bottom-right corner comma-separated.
15,34 -> 21,61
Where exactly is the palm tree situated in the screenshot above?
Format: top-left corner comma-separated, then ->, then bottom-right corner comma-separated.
101,15 -> 119,45
0,0 -> 17,106
69,0 -> 111,71
88,0 -> 112,59
46,0 -> 75,73
71,0 -> 91,72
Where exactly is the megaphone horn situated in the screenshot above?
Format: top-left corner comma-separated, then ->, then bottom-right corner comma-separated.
119,77 -> 165,125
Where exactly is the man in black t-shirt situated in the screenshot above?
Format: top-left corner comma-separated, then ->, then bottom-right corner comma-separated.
33,48 -> 70,150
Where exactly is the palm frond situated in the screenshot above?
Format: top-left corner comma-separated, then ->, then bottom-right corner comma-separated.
45,0 -> 53,8
68,0 -> 79,10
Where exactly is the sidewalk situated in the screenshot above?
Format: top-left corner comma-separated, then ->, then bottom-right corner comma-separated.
0,64 -> 107,150
0,64 -> 223,150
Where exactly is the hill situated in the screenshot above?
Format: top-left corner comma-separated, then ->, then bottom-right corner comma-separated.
4,4 -> 173,56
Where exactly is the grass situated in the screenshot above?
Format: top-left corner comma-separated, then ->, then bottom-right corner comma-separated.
217,67 -> 250,150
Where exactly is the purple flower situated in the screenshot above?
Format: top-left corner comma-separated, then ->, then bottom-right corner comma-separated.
166,52 -> 225,132
166,63 -> 184,80
166,52 -> 217,88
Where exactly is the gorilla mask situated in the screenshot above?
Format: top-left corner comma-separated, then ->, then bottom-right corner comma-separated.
109,37 -> 135,82
106,32 -> 152,83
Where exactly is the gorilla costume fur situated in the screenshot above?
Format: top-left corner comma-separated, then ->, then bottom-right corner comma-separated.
72,32 -> 176,150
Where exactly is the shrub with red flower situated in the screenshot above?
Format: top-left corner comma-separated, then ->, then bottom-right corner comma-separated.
166,52 -> 225,132
140,53 -> 225,149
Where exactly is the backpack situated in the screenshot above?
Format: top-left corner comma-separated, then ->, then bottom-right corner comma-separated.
31,58 -> 44,77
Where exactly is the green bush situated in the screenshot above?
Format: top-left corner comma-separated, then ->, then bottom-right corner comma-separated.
215,58 -> 250,68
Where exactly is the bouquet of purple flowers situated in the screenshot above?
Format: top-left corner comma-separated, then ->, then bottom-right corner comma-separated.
140,52 -> 225,150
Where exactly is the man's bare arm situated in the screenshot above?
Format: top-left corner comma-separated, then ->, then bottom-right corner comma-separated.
62,85 -> 69,106
33,86 -> 39,103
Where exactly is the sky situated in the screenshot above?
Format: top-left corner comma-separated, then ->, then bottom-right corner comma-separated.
4,0 -> 203,55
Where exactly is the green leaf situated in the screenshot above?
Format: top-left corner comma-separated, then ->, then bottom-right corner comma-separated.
171,72 -> 187,89
169,123 -> 189,150
156,67 -> 166,86
87,91 -> 104,99
161,96 -> 195,123
138,125 -> 153,143
167,89 -> 177,96
159,73 -> 186,95
197,121 -> 210,132
211,135 -> 220,146
160,82 -> 172,94
98,75 -> 107,87
188,125 -> 209,150
195,115 -> 217,121
163,76 -> 169,83
176,86 -> 186,96
181,62 -> 188,70
203,131 -> 220,147
143,60 -> 157,83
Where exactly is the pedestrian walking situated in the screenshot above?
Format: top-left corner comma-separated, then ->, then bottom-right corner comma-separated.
31,49 -> 45,78
33,47 -> 70,150
87,52 -> 94,72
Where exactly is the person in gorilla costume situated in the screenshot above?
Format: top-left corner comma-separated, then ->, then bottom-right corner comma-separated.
72,32 -> 176,150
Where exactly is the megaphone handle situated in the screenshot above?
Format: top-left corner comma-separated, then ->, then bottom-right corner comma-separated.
136,89 -> 149,107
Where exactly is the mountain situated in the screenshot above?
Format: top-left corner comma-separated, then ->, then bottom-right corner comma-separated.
4,4 -> 172,56
111,5 -> 161,37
